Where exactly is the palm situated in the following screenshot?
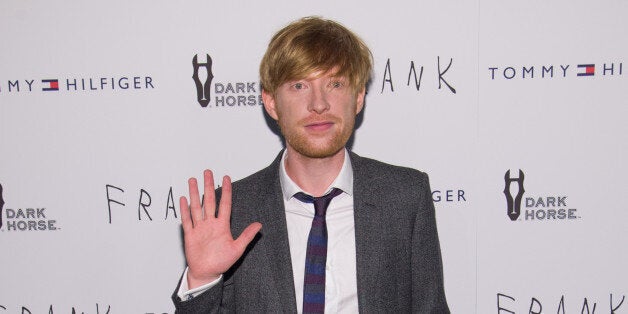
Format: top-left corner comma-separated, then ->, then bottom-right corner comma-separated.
180,170 -> 262,288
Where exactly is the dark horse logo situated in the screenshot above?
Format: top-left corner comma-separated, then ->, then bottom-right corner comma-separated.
504,170 -> 525,221
192,54 -> 214,108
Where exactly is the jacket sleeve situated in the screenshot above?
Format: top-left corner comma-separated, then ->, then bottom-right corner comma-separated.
172,273 -> 235,314
412,172 -> 451,313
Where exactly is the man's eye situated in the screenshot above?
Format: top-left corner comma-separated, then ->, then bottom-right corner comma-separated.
293,83 -> 305,90
331,81 -> 343,88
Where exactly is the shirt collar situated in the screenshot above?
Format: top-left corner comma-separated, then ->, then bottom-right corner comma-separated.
279,149 -> 354,201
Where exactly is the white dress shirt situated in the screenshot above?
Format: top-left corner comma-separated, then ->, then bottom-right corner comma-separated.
179,149 -> 358,313
280,149 -> 358,313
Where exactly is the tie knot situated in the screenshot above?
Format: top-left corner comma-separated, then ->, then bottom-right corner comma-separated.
293,188 -> 343,217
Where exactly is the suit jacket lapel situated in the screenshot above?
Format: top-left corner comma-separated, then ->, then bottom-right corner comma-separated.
350,152 -> 385,312
259,152 -> 298,313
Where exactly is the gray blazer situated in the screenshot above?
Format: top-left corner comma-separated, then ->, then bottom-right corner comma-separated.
173,151 -> 450,313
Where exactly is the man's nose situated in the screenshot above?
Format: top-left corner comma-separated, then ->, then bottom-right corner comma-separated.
307,85 -> 330,114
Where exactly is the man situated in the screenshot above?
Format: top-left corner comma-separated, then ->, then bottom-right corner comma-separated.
173,17 -> 450,313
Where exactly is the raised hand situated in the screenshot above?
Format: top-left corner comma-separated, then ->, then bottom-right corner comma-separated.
180,170 -> 262,289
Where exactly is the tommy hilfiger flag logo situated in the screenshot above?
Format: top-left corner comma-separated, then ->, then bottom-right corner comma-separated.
577,64 -> 595,76
41,79 -> 59,91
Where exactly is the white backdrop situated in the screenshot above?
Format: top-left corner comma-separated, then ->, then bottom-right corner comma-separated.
1,1 -> 626,313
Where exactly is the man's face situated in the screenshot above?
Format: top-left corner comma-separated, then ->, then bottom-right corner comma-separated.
263,70 -> 365,159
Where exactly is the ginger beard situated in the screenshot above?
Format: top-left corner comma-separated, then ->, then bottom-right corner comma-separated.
277,110 -> 356,159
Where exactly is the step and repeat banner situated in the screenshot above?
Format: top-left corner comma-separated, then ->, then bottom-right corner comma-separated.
1,1 -> 626,313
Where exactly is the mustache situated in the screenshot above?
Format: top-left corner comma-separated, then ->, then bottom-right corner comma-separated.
298,114 -> 341,126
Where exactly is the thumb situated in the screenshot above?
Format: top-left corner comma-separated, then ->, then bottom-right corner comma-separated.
234,222 -> 262,251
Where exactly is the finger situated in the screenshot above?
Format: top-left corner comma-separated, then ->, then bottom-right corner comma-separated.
179,196 -> 193,230
203,169 -> 217,219
188,177 -> 204,222
217,175 -> 232,221
234,222 -> 262,251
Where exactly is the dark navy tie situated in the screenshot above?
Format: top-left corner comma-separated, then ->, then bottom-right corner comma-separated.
293,188 -> 343,314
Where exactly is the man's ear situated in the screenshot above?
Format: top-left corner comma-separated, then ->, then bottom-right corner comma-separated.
262,89 -> 279,121
355,87 -> 366,114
